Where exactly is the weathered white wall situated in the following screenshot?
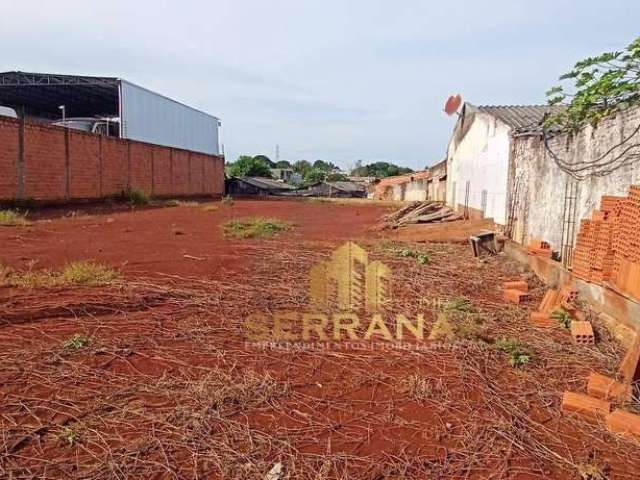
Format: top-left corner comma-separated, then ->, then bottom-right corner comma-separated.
511,105 -> 640,251
404,179 -> 427,201
446,111 -> 511,223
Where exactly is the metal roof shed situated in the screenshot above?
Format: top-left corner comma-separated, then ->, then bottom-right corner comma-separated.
0,71 -> 221,155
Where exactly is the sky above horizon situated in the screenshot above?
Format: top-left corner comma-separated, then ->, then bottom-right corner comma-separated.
2,1 -> 639,171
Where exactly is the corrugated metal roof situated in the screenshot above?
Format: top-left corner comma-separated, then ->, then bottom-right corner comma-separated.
237,177 -> 296,190
325,181 -> 366,192
474,104 -> 566,133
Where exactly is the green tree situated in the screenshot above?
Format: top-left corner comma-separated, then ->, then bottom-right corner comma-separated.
252,155 -> 275,168
303,168 -> 327,185
312,160 -> 338,172
229,155 -> 272,177
326,172 -> 348,182
546,36 -> 640,130
354,161 -> 413,178
275,160 -> 292,169
293,160 -> 312,177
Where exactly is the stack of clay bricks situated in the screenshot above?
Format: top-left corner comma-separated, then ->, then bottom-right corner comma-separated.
562,333 -> 640,443
527,239 -> 552,258
527,285 -> 596,344
502,280 -> 529,304
572,187 -> 640,302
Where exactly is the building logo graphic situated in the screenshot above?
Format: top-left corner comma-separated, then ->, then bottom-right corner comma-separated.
309,242 -> 392,312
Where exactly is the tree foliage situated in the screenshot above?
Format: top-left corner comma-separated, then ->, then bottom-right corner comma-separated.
252,155 -> 275,168
274,160 -> 292,169
229,155 -> 272,177
350,161 -> 413,178
546,37 -> 640,130
312,159 -> 339,172
292,160 -> 313,177
302,169 -> 327,185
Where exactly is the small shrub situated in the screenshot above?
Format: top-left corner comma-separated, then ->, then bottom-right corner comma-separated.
127,188 -> 149,206
63,334 -> 90,350
417,254 -> 430,265
60,427 -> 79,446
0,210 -> 30,226
384,244 -> 431,266
223,217 -> 289,239
60,261 -> 119,285
552,309 -> 572,329
496,338 -> 532,368
221,195 -> 234,206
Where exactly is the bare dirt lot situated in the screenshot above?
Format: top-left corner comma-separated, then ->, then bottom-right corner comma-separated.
1,199 -> 639,479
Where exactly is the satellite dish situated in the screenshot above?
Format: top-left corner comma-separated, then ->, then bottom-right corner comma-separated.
444,95 -> 462,116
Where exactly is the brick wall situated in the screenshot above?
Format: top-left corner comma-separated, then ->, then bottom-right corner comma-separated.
0,117 -> 225,203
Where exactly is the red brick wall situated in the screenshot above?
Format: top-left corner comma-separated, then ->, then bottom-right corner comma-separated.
0,117 -> 225,202
0,119 -> 19,199
24,124 -> 66,200
69,131 -> 101,199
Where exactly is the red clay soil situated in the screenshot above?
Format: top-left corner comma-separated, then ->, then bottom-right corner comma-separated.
0,199 -> 639,479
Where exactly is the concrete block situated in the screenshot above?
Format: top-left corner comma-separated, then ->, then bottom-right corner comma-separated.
503,280 -> 528,292
561,391 -> 612,421
504,289 -> 528,304
606,409 -> 640,443
586,373 -> 633,402
570,321 -> 595,345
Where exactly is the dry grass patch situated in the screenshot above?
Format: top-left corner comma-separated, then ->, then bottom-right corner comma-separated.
3,261 -> 119,289
223,217 -> 290,239
60,261 -> 119,285
0,210 -> 30,226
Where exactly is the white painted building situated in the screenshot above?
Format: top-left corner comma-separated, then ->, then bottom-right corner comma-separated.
446,104 -> 563,225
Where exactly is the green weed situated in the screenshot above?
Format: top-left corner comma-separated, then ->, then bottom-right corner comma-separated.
63,334 -> 90,350
0,210 -> 30,226
496,338 -> 532,368
223,217 -> 289,239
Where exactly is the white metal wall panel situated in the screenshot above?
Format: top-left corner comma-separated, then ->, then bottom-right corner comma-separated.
120,80 -> 219,155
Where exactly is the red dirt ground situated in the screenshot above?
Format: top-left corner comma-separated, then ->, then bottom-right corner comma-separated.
1,199 -> 639,479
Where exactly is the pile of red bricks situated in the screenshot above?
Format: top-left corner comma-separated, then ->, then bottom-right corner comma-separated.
527,239 -> 552,258
572,188 -> 640,301
561,334 -> 640,443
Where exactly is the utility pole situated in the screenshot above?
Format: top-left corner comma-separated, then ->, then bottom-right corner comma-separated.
275,144 -> 280,163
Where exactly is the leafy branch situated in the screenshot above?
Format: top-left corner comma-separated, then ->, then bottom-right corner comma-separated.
545,37 -> 640,130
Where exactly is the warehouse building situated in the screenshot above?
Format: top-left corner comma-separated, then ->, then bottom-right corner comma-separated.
0,71 -> 224,203
0,71 -> 220,155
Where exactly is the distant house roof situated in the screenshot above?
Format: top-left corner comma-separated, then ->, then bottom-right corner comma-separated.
375,170 -> 431,188
325,181 -> 366,193
471,104 -> 566,134
235,176 -> 296,190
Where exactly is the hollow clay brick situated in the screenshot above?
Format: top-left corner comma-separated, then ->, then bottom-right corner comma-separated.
587,373 -> 633,402
502,281 -> 528,292
504,289 -> 528,304
561,391 -> 612,421
606,409 -> 640,443
570,321 -> 595,345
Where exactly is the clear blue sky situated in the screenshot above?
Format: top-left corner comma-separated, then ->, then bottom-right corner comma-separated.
2,1 -> 639,170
